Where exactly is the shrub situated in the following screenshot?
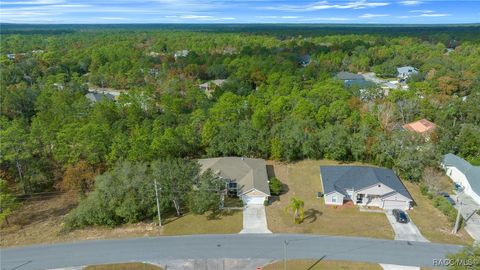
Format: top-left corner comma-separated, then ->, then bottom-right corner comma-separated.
433,196 -> 458,224
420,184 -> 429,196
269,177 -> 283,196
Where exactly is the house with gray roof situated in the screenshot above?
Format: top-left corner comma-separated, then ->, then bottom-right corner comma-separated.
397,66 -> 418,80
85,92 -> 115,103
198,157 -> 270,205
320,166 -> 413,210
442,153 -> 480,204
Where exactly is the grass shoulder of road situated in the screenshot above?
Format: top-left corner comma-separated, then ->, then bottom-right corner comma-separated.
262,259 -> 382,270
85,263 -> 162,270
265,160 -> 394,239
0,194 -> 242,247
404,181 -> 473,245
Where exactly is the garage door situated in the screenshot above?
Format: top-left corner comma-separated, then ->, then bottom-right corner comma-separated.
383,200 -> 408,210
242,195 -> 266,205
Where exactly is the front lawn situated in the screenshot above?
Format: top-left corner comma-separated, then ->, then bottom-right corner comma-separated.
265,160 -> 394,239
262,259 -> 382,270
0,194 -> 242,247
404,181 -> 473,245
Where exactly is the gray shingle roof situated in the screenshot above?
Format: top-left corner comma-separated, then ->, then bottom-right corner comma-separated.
443,153 -> 480,195
198,157 -> 270,196
320,166 -> 412,200
85,92 -> 115,103
336,71 -> 364,81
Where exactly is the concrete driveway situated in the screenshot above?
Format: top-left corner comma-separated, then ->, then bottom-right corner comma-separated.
240,204 -> 271,234
451,193 -> 480,242
385,210 -> 428,242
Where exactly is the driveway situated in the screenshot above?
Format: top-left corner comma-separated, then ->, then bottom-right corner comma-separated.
240,204 -> 271,234
451,193 -> 480,242
385,210 -> 429,242
1,234 -> 462,270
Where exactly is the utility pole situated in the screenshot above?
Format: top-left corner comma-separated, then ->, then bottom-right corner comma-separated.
452,201 -> 462,234
154,179 -> 162,227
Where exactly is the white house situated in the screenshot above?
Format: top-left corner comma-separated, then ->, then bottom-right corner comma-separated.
442,153 -> 480,205
320,166 -> 413,210
197,157 -> 270,205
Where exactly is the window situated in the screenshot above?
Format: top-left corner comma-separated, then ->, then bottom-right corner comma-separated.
228,182 -> 237,190
332,195 -> 337,203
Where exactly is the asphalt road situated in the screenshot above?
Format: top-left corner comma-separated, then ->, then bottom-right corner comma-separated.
1,234 -> 462,270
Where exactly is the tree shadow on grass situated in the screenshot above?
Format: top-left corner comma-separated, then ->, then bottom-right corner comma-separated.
304,208 -> 322,223
207,209 -> 238,220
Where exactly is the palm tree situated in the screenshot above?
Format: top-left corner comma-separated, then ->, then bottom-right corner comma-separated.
285,197 -> 305,224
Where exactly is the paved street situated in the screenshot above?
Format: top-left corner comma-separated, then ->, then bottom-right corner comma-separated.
240,205 -> 271,234
385,210 -> 429,242
1,234 -> 462,270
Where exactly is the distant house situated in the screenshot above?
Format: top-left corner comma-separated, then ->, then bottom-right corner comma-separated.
403,119 -> 436,139
442,154 -> 480,205
199,79 -> 227,95
397,66 -> 418,80
298,55 -> 311,67
174,50 -> 189,60
335,71 -> 372,88
6,54 -> 15,60
85,92 -> 115,103
198,157 -> 271,205
320,166 -> 413,210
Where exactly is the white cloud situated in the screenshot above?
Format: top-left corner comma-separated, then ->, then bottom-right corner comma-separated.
399,1 -> 423,6
410,9 -> 434,13
359,13 -> 389,18
302,17 -> 352,21
418,13 -> 449,17
265,0 -> 390,12
165,15 -> 235,21
256,15 -> 300,19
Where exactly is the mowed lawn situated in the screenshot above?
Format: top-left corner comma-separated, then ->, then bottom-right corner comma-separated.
262,259 -> 382,270
404,181 -> 473,245
265,160 -> 394,239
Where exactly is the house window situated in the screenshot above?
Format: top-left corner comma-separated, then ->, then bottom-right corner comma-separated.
228,182 -> 237,190
332,195 -> 337,203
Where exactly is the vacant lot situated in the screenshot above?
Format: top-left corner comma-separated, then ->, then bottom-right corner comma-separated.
262,259 -> 382,270
1,194 -> 242,247
265,160 -> 394,239
404,181 -> 472,245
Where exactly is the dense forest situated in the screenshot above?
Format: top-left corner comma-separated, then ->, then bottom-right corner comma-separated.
1,24 -> 479,227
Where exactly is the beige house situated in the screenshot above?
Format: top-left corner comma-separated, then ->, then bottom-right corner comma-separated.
320,166 -> 413,210
197,157 -> 270,205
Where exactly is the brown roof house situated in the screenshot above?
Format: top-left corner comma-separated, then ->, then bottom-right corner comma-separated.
403,119 -> 437,141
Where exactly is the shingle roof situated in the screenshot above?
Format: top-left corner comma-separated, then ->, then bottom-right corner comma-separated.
443,154 -> 480,195
336,71 -> 364,81
198,157 -> 270,196
403,119 -> 436,134
397,66 -> 418,75
85,92 -> 115,103
320,166 -> 412,200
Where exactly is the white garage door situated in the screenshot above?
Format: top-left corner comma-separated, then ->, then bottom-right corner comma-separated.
383,200 -> 408,210
242,195 -> 266,205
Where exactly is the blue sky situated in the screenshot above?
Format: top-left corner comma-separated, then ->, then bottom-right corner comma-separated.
1,0 -> 479,24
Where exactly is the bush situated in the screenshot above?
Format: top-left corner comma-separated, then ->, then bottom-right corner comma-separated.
420,184 -> 429,196
269,177 -> 283,196
433,196 -> 458,224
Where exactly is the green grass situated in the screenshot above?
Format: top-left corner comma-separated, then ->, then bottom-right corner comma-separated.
404,181 -> 473,245
265,160 -> 394,239
85,262 -> 162,270
161,210 -> 243,235
262,259 -> 382,270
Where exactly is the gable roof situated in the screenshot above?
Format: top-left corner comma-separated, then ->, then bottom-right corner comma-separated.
198,157 -> 270,196
403,119 -> 436,134
85,92 -> 115,103
336,71 -> 364,81
442,153 -> 480,195
320,166 -> 412,200
199,79 -> 227,89
397,66 -> 418,75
